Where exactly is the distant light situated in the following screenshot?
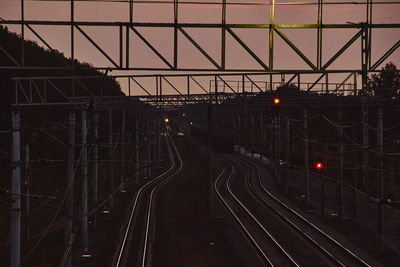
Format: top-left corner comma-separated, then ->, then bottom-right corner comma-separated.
182,113 -> 186,117
190,122 -> 193,125
274,98 -> 280,104
164,118 -> 169,123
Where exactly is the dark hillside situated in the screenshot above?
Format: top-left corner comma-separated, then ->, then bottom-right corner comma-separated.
0,25 -> 133,266
0,25 -> 123,131
0,24 -> 125,186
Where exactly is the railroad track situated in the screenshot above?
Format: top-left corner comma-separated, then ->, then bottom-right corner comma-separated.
228,154 -> 371,267
113,132 -> 183,267
214,158 -> 299,266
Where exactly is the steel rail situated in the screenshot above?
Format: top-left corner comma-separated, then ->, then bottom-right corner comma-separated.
141,133 -> 184,267
114,133 -> 176,267
234,154 -> 371,267
214,164 -> 274,266
215,159 -> 299,266
230,155 -> 346,266
224,158 -> 299,266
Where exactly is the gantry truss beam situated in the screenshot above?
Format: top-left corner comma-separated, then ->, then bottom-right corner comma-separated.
12,72 -> 363,107
1,21 -> 399,72
1,0 -> 399,75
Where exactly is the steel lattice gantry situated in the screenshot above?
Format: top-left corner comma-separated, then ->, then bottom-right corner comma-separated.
1,1 -> 399,76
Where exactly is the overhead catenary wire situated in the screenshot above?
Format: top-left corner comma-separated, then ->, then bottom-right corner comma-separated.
322,114 -> 400,156
19,118 -> 91,264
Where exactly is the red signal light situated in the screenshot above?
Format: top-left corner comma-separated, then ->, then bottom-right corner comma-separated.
315,162 -> 323,169
274,98 -> 280,104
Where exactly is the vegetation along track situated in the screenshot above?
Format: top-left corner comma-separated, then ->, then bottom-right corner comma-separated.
230,154 -> 372,267
113,132 -> 183,267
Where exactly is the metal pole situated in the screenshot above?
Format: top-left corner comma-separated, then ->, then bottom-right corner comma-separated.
173,0 -> 178,69
157,118 -> 161,166
362,98 -> 369,194
251,116 -> 255,157
321,144 -> 328,216
338,110 -> 343,220
325,73 -> 329,94
159,76 -> 163,102
277,110 -> 281,183
304,108 -> 310,205
121,110 -> 126,190
136,118 -> 140,184
92,111 -> 98,228
70,0 -> 74,62
238,116 -> 241,149
269,74 -> 273,92
361,22 -> 368,95
354,72 -> 358,95
269,0 -> 274,69
65,111 -> 75,267
126,26 -> 130,69
24,145 -> 30,241
377,105 -> 384,251
207,105 -> 213,216
221,0 -> 226,69
317,0 -> 323,70
11,109 -> 21,267
260,113 -> 264,152
284,116 -> 290,193
129,0 -> 133,23
353,126 -> 358,224
187,76 -> 190,96
81,108 -> 88,253
274,115 -> 278,177
108,110 -> 114,208
21,0 -> 24,67
154,119 -> 158,167
244,93 -> 248,155
147,120 -> 152,179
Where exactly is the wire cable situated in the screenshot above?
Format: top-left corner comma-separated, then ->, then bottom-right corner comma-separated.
19,118 -> 91,264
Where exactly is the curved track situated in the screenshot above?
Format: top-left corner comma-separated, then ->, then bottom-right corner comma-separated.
113,132 -> 183,267
227,153 -> 371,267
215,159 -> 299,266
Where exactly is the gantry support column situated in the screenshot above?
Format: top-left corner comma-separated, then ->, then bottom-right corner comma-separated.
92,111 -> 98,228
238,116 -> 241,150
24,145 -> 30,241
108,110 -> 114,208
136,118 -> 140,184
352,126 -> 358,224
251,116 -> 255,157
207,105 -> 213,217
304,108 -> 310,206
377,106 -> 384,251
337,109 -> 344,220
81,108 -> 89,254
362,98 -> 369,193
65,111 -> 75,267
147,120 -> 152,179
154,119 -> 158,168
121,110 -> 126,190
157,118 -> 161,167
11,109 -> 21,267
284,116 -> 290,193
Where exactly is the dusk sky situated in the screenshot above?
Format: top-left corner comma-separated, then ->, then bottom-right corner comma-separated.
0,0 -> 399,95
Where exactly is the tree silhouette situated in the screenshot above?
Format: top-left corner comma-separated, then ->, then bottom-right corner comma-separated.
276,83 -> 300,96
366,62 -> 400,98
